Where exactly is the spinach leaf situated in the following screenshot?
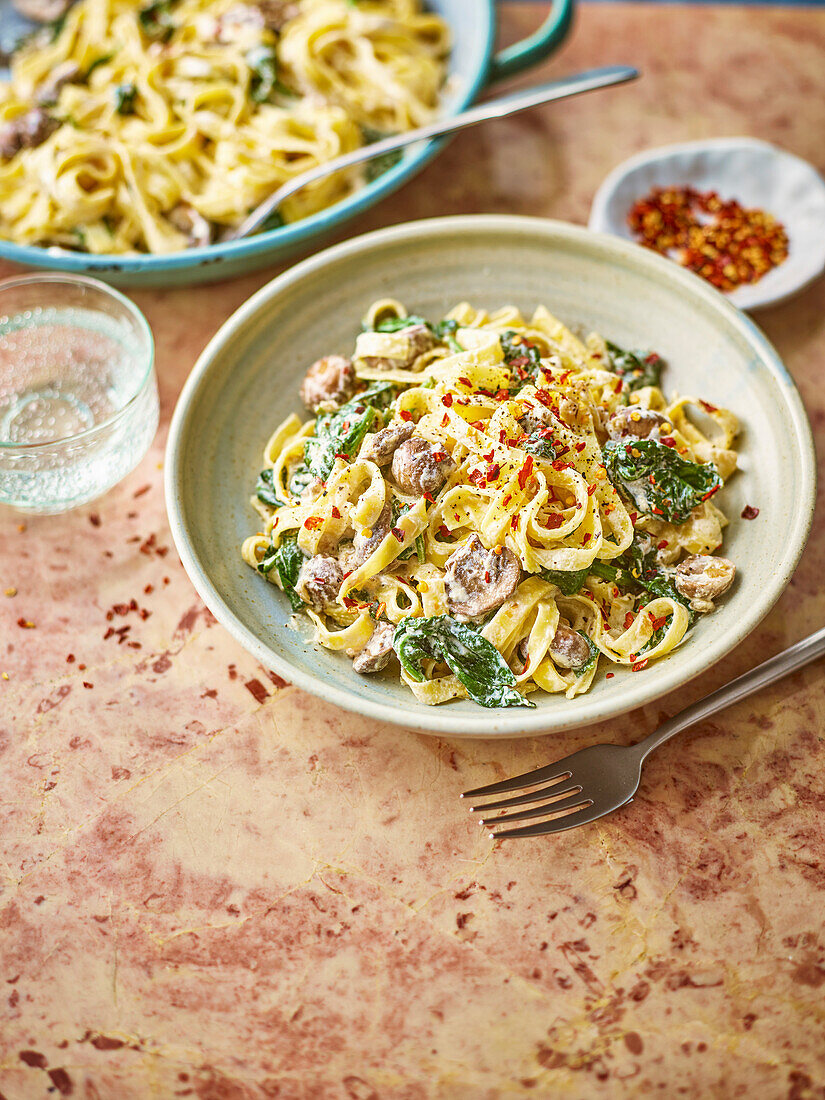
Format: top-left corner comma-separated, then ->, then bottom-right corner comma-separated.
258,533 -> 305,612
246,46 -> 294,103
287,462 -> 313,499
522,433 -> 559,460
572,632 -> 600,677
138,0 -> 177,41
434,317 -> 462,353
590,534 -> 696,625
255,467 -> 283,508
374,314 -> 430,333
114,82 -> 137,115
359,125 -> 402,181
602,439 -> 722,525
303,382 -> 395,482
84,53 -> 114,78
261,210 -> 285,233
393,615 -> 534,709
540,567 -> 589,595
605,341 -> 663,392
500,330 -> 542,381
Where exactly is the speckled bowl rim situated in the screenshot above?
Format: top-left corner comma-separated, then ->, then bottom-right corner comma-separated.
165,215 -> 816,737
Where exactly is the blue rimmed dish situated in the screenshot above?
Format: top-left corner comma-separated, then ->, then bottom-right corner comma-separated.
0,0 -> 574,287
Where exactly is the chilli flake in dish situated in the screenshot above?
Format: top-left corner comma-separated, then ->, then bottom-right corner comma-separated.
242,301 -> 739,708
0,0 -> 448,253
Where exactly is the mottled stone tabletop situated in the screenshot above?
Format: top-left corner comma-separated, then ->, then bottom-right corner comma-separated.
2,5 -> 825,1098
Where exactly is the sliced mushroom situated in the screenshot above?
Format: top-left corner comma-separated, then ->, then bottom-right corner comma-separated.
391,436 -> 455,497
360,325 -> 437,372
167,203 -> 213,248
214,3 -> 264,41
675,554 -> 735,612
352,620 -> 395,675
295,555 -> 343,612
549,621 -> 591,670
351,501 -> 392,565
256,0 -> 299,31
607,406 -> 669,441
36,61 -> 82,106
12,0 -> 73,22
0,108 -> 58,159
444,535 -> 520,621
299,355 -> 356,414
360,419 -> 415,466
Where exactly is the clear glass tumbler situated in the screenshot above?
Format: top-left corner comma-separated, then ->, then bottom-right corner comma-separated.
0,273 -> 157,514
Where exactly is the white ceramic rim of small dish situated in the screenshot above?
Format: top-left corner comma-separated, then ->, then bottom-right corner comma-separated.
588,137 -> 825,311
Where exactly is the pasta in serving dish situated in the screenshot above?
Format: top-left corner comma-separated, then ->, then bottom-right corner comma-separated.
0,0 -> 449,253
242,300 -> 740,709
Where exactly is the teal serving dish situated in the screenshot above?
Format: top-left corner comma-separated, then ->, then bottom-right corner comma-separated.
0,0 -> 573,287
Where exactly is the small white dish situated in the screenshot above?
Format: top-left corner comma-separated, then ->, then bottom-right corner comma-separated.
588,138 -> 825,311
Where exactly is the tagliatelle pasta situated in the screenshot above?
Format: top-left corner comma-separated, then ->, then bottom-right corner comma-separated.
0,0 -> 449,253
242,300 -> 740,709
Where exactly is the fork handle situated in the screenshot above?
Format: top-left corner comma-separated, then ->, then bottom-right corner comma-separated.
633,624 -> 825,762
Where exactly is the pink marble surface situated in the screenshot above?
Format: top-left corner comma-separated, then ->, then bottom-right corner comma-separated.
2,5 -> 825,1097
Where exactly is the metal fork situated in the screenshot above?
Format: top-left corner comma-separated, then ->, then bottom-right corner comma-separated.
463,624 -> 825,839
225,65 -> 638,240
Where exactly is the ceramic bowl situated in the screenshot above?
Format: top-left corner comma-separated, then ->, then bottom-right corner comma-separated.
588,138 -> 825,311
0,0 -> 572,288
165,215 -> 816,737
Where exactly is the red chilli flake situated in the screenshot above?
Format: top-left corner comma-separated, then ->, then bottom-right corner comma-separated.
544,513 -> 564,530
660,436 -> 677,448
657,539 -> 669,550
399,410 -> 413,422
518,456 -> 534,489
458,376 -> 472,386
303,516 -> 323,530
441,413 -> 450,427
651,615 -> 668,632
488,463 -> 501,482
741,504 -> 760,520
331,506 -> 342,519
632,659 -> 649,672
423,491 -> 435,504
575,441 -> 587,452
700,486 -> 719,502
624,612 -> 635,630
606,672 -> 615,679
437,524 -> 450,538
391,527 -> 405,542
510,515 -> 520,531
441,393 -> 453,408
700,400 -> 718,413
587,483 -> 598,497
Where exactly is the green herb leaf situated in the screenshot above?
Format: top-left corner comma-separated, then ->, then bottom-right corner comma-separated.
539,567 -> 590,596
255,467 -> 284,508
138,0 -> 177,41
590,533 -> 696,625
571,632 -> 600,677
114,82 -> 137,115
84,52 -> 114,78
393,615 -> 535,709
605,341 -> 663,393
522,434 -> 559,461
374,314 -> 430,333
258,533 -> 305,612
500,329 -> 542,380
434,317 -> 462,353
246,45 -> 294,103
303,382 -> 395,482
602,439 -> 722,525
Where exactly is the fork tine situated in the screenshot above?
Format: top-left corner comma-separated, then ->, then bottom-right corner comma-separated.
490,800 -> 630,840
468,782 -> 581,814
479,792 -> 591,827
461,763 -> 573,800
